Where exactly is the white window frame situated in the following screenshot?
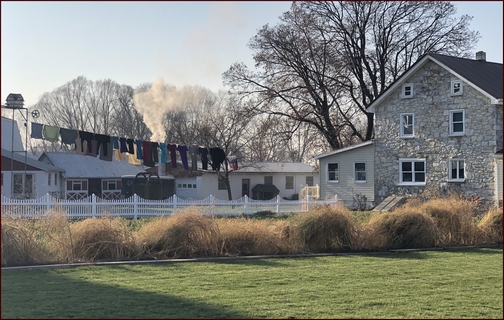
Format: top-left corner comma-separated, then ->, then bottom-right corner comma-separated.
327,163 -> 339,183
449,109 -> 465,136
449,159 -> 465,182
354,162 -> 366,183
402,83 -> 413,98
286,176 -> 294,189
451,80 -> 463,96
399,158 -> 426,185
400,113 -> 414,138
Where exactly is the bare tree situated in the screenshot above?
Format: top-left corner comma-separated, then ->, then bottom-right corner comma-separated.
112,84 -> 151,140
223,1 -> 480,149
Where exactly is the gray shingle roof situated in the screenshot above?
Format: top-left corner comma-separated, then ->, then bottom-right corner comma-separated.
429,53 -> 503,99
2,148 -> 63,172
236,162 -> 316,173
39,152 -> 144,178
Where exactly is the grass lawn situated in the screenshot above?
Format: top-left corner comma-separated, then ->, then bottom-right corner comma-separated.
1,247 -> 502,318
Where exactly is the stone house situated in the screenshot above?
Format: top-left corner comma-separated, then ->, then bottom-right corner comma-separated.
315,51 -> 502,210
368,51 -> 502,209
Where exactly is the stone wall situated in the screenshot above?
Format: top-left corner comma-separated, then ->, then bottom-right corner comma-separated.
374,60 -> 499,209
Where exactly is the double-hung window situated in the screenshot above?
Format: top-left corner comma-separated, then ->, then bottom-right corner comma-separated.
451,80 -> 463,96
328,163 -> 339,182
286,176 -> 294,189
354,162 -> 366,182
402,83 -> 413,98
400,113 -> 414,138
218,176 -> 227,190
264,176 -> 273,185
450,110 -> 465,135
449,159 -> 465,182
399,159 -> 426,185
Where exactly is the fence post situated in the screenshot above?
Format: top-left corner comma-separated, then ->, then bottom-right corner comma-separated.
133,193 -> 138,220
244,195 -> 248,215
209,195 -> 214,215
91,193 -> 96,218
46,193 -> 51,214
276,195 -> 280,213
173,194 -> 177,213
306,194 -> 310,212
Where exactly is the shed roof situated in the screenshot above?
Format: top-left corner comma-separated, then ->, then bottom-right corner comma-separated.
39,152 -> 144,178
2,148 -> 63,172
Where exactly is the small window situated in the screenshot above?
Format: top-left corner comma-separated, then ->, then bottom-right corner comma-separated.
306,176 -> 314,186
451,80 -> 463,96
48,173 -> 51,186
402,83 -> 413,98
450,110 -> 465,135
399,159 -> 426,185
264,176 -> 273,185
14,174 -> 33,194
354,163 -> 366,182
218,176 -> 227,190
183,184 -> 187,188
193,184 -> 197,188
1,173 -> 3,186
286,176 -> 294,189
449,159 -> 465,181
328,163 -> 339,182
54,173 -> 57,186
108,181 -> 117,191
400,113 -> 414,138
188,184 -> 192,188
72,181 -> 82,191
177,184 -> 181,188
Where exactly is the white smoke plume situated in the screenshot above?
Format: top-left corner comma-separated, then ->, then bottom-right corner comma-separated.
133,77 -> 181,142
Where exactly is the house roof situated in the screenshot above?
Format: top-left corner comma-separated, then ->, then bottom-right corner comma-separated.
235,162 -> 316,174
314,141 -> 374,160
39,152 -> 144,178
368,52 -> 503,112
1,148 -> 64,172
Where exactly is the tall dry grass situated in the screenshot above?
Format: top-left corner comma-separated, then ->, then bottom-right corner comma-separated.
291,204 -> 357,252
363,208 -> 436,250
216,218 -> 296,256
417,196 -> 478,246
478,208 -> 503,244
135,207 -> 220,259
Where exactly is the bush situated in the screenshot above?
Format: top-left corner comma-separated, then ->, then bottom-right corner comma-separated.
216,218 -> 293,256
365,208 -> 436,250
1,217 -> 48,266
69,217 -> 136,262
136,207 -> 220,259
291,205 -> 356,252
419,197 -> 478,246
478,208 -> 503,244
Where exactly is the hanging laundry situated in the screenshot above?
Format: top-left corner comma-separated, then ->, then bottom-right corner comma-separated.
31,122 -> 44,139
199,147 -> 209,170
112,136 -> 119,149
160,142 -> 168,164
142,141 -> 152,162
168,143 -> 178,168
126,139 -> 135,154
99,136 -> 113,161
189,145 -> 199,170
75,137 -> 86,155
151,142 -> 159,163
86,140 -> 98,157
59,128 -> 78,147
79,131 -> 95,153
128,144 -> 142,165
95,134 -> 111,158
209,147 -> 226,171
43,125 -> 60,142
135,140 -> 143,159
119,137 -> 129,153
177,145 -> 189,170
114,149 -> 127,161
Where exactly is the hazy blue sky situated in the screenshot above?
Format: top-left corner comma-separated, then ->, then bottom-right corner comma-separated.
1,1 -> 502,109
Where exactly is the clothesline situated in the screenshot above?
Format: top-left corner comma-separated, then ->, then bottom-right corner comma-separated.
30,122 -> 237,171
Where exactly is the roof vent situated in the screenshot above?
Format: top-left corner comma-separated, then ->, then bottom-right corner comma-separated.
475,51 -> 486,62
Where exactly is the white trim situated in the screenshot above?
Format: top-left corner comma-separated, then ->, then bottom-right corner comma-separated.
401,83 -> 414,98
327,162 -> 339,183
314,141 -> 374,159
450,80 -> 463,96
448,159 -> 465,182
400,113 -> 415,138
353,162 -> 366,183
449,109 -> 465,136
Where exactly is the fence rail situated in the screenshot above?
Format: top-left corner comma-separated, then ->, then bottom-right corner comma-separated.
1,193 -> 339,219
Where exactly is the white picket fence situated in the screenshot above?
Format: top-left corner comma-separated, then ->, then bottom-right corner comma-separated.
1,193 -> 339,220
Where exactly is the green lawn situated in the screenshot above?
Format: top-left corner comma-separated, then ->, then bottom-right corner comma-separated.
2,247 -> 502,318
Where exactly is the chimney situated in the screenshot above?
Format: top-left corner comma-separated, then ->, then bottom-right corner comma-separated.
475,51 -> 486,62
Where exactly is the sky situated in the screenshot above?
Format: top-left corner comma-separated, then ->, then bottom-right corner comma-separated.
1,1 -> 503,110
